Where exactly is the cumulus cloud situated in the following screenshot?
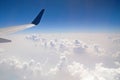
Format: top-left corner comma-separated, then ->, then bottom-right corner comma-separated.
0,56 -> 47,80
67,62 -> 120,80
25,34 -> 106,56
48,54 -> 67,75
86,44 -> 105,56
1,56 -> 120,80
1,33 -> 120,80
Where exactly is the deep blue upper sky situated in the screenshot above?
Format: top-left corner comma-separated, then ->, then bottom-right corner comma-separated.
0,0 -> 120,33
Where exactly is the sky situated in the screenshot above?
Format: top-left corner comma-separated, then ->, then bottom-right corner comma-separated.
0,0 -> 120,33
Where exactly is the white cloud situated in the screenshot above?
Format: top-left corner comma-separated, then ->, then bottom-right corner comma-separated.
67,62 -> 120,80
0,57 -> 43,80
25,34 -> 106,57
86,44 -> 105,56
0,55 -> 120,80
48,54 -> 67,75
1,33 -> 120,80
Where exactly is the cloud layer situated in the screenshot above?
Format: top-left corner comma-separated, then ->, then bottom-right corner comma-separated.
0,56 -> 120,80
0,33 -> 120,80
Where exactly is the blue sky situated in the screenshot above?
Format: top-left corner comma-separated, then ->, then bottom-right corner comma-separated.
0,0 -> 120,33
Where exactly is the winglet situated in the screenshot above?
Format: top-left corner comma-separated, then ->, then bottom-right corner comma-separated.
31,9 -> 45,25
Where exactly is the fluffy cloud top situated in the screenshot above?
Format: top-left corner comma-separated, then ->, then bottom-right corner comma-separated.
26,34 -> 106,56
0,56 -> 120,80
0,33 -> 120,80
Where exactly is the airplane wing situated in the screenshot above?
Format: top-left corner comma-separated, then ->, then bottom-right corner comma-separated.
0,9 -> 45,43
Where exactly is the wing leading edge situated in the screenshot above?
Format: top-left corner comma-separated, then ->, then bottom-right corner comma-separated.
0,9 -> 45,43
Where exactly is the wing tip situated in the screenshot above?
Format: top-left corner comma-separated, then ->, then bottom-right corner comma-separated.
31,9 -> 45,25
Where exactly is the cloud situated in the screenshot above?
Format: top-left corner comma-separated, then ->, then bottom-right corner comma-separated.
0,56 -> 42,80
86,44 -> 105,56
1,33 -> 120,80
0,56 -> 120,80
48,54 -> 67,75
67,62 -> 120,80
25,34 -> 106,57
